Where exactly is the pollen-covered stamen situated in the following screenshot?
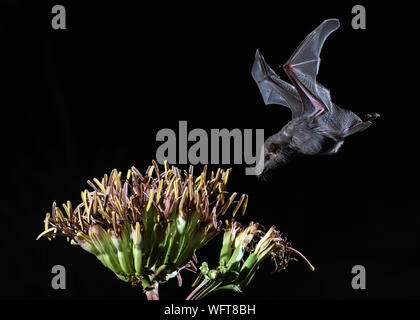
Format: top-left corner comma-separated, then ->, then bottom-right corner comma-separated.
43,213 -> 51,240
111,211 -> 117,232
188,174 -> 194,200
156,179 -> 164,204
241,195 -> 248,216
179,188 -> 188,216
77,207 -> 84,230
62,201 -> 72,220
173,179 -> 179,199
223,168 -> 232,186
152,160 -> 160,178
232,194 -> 246,217
219,193 -> 237,216
163,160 -> 169,181
146,166 -> 154,184
146,188 -> 154,212
36,227 -> 56,240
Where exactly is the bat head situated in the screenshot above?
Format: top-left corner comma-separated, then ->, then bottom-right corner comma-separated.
257,135 -> 293,179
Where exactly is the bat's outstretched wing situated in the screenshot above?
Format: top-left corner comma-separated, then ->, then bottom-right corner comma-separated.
283,19 -> 340,117
318,103 -> 372,137
252,49 -> 303,119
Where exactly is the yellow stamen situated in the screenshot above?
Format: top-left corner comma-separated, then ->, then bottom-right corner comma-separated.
218,184 -> 225,204
113,169 -> 122,190
196,173 -> 204,191
44,213 -> 51,240
62,201 -> 73,220
156,179 -> 164,204
44,213 -> 50,231
232,194 -> 245,217
97,199 -> 105,216
89,192 -> 104,197
76,231 -> 90,241
98,208 -> 111,222
146,166 -> 154,184
111,211 -> 117,231
218,182 -> 224,193
220,192 -> 237,216
126,169 -> 131,183
77,207 -> 84,230
81,190 -> 88,212
174,179 -> 179,199
55,207 -> 65,223
166,176 -> 176,197
195,190 -> 201,211
179,188 -> 188,215
86,198 -> 93,223
93,178 -> 107,193
202,165 -> 207,179
114,196 -> 123,217
212,169 -> 222,192
192,272 -> 203,287
189,260 -> 198,271
164,160 -> 169,181
188,174 -> 193,200
224,168 -> 232,185
36,227 -> 56,240
241,194 -> 248,216
146,188 -> 154,212
92,192 -> 98,215
166,169 -> 174,182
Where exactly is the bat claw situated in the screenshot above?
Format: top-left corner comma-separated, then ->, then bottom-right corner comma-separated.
363,113 -> 380,122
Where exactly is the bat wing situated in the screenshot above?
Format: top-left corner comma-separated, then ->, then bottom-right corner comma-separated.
318,103 -> 369,135
252,49 -> 303,119
283,19 -> 340,117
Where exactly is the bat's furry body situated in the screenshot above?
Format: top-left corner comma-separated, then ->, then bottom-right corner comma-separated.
252,19 -> 379,176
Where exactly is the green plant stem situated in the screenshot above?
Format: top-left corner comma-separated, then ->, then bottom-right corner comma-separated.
141,278 -> 159,300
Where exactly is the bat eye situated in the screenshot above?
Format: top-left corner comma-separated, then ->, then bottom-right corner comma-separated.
268,143 -> 279,153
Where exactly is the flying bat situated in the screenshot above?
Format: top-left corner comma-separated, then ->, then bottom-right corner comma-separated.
252,19 -> 379,176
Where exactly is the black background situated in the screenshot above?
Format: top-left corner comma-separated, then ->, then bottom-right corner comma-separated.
1,1 -> 419,303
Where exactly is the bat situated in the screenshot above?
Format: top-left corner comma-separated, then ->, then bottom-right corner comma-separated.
252,19 -> 379,176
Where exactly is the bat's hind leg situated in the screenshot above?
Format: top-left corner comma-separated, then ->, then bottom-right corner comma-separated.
363,113 -> 380,122
342,113 -> 380,138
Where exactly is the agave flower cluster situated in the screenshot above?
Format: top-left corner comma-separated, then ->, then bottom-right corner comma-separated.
37,161 -> 248,299
186,220 -> 315,300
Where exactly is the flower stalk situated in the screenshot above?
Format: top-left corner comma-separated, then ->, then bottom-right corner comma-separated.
186,220 -> 314,300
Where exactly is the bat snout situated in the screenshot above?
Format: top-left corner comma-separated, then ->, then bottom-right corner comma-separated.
256,148 -> 289,179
